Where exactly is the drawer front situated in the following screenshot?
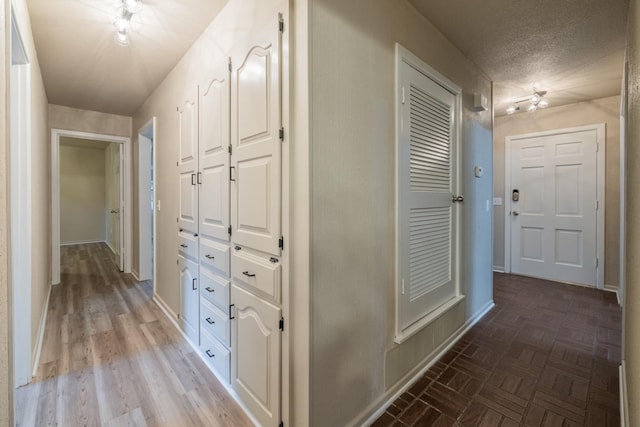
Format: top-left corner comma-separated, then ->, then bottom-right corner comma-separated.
200,239 -> 230,276
231,249 -> 281,303
200,269 -> 230,311
200,329 -> 230,383
178,232 -> 198,260
200,299 -> 230,347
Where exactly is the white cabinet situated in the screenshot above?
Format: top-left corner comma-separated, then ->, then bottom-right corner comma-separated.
178,252 -> 199,344
231,285 -> 281,427
178,91 -> 199,234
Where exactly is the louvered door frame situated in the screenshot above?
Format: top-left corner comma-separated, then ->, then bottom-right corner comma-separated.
395,44 -> 464,343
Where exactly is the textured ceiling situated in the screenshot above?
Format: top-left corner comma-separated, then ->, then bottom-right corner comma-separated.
409,0 -> 629,116
27,0 -> 228,116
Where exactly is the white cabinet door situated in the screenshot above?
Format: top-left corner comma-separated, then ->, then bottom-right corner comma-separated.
178,89 -> 199,233
179,253 -> 200,344
230,14 -> 282,255
231,285 -> 281,427
199,68 -> 230,242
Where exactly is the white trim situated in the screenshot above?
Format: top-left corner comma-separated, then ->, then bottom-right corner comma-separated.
131,269 -> 140,282
31,283 -> 52,377
492,266 -> 505,273
137,117 -> 156,284
52,129 -> 132,285
151,295 -> 261,427
620,361 -> 630,427
357,300 -> 495,427
503,124 -> 606,288
105,239 -> 116,255
60,239 -> 106,246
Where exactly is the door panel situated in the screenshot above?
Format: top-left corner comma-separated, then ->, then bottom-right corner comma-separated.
179,254 -> 200,344
231,16 -> 281,255
178,91 -> 199,233
231,284 -> 281,427
510,129 -> 598,286
200,71 -> 230,241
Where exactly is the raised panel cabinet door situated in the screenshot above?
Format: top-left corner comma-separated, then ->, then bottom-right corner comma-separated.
231,285 -> 281,427
230,13 -> 282,255
178,89 -> 199,233
179,254 -> 200,344
199,67 -> 231,242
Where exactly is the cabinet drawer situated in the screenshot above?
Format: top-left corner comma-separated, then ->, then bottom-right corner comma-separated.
199,239 -> 230,276
200,269 -> 230,311
231,249 -> 281,303
200,329 -> 230,383
178,232 -> 198,260
200,299 -> 230,347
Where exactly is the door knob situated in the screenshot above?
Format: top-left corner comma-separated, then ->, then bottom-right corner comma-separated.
451,195 -> 464,203
512,211 -> 520,216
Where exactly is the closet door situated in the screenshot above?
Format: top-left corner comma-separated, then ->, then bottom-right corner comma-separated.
178,89 -> 199,234
230,15 -> 282,255
199,68 -> 230,241
231,285 -> 281,427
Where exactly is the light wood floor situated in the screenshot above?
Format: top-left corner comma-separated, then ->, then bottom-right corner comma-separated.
15,243 -> 253,427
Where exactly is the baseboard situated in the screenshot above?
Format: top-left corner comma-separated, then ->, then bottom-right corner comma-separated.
131,269 -> 140,281
60,239 -> 105,246
620,361 -> 630,427
105,240 -> 116,255
492,266 -> 505,273
151,294 -> 261,427
32,283 -> 52,377
603,285 -> 620,304
356,299 -> 496,427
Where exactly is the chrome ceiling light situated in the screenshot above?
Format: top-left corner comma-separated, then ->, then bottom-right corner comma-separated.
113,0 -> 141,46
506,89 -> 549,115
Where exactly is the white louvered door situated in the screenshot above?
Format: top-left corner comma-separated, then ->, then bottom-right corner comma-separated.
178,90 -> 199,234
397,54 -> 460,339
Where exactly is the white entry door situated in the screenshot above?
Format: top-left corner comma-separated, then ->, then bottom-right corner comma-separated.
509,127 -> 601,286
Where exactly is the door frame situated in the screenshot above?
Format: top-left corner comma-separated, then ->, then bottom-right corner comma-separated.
137,117 -> 156,286
503,123 -> 605,288
51,129 -> 132,284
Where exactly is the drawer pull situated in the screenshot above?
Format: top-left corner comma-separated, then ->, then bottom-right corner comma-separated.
205,287 -> 215,293
242,271 -> 256,278
192,278 -> 197,290
205,254 -> 215,260
180,244 -> 188,248
205,350 -> 215,358
206,317 -> 215,325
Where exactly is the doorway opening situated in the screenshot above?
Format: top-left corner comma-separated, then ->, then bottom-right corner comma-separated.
51,129 -> 132,284
136,118 -> 156,290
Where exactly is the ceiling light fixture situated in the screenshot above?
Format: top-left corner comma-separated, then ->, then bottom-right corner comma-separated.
113,0 -> 141,46
506,88 -> 549,115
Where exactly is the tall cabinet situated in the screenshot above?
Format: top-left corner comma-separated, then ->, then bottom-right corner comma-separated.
176,10 -> 285,427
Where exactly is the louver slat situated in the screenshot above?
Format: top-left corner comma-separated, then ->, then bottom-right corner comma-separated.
409,84 -> 451,192
408,207 -> 451,301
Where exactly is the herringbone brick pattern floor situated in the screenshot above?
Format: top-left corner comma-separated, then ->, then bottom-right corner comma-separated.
372,273 -> 621,426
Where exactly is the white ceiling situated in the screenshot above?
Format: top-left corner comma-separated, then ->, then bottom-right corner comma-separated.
27,1 -> 629,118
409,0 -> 629,116
27,0 -> 228,116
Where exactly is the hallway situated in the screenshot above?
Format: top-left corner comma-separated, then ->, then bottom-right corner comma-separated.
14,243 -> 252,426
373,274 -> 622,426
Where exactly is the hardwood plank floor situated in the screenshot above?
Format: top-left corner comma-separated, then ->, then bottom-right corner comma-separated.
15,243 -> 253,427
373,273 -> 622,427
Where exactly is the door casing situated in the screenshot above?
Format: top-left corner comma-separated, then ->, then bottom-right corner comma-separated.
503,124 -> 605,288
51,129 -> 132,284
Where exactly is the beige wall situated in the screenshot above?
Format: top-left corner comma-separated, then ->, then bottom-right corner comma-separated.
624,0 -> 640,424
310,1 -> 493,425
49,104 -> 131,137
493,96 -> 621,289
60,144 -> 106,244
0,0 -> 10,423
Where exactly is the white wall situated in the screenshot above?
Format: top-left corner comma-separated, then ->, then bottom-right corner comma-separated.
309,1 -> 493,425
493,96 -> 621,289
60,144 -> 106,244
624,0 -> 640,424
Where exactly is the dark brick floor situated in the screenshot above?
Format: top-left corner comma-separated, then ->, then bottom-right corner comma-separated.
372,273 -> 621,426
